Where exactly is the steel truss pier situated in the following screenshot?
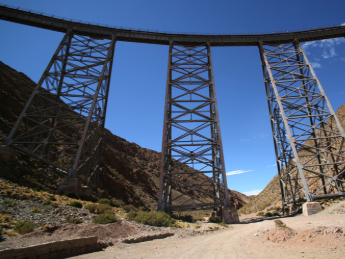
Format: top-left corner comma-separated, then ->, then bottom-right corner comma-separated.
260,41 -> 345,205
3,31 -> 116,187
157,43 -> 231,212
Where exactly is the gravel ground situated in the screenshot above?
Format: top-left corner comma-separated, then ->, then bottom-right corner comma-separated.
69,213 -> 345,259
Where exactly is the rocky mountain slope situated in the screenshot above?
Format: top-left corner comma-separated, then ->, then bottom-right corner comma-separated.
240,103 -> 345,215
0,61 -> 248,211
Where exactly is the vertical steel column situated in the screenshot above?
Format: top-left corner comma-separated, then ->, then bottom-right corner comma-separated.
259,41 -> 345,204
158,43 -> 231,212
3,32 -> 116,187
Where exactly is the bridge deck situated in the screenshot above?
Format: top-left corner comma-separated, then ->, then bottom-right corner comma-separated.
1,5 -> 345,46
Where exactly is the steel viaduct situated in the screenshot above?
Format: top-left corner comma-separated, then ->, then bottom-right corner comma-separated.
1,4 -> 345,222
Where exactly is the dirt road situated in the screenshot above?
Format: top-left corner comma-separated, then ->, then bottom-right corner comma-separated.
70,214 -> 345,259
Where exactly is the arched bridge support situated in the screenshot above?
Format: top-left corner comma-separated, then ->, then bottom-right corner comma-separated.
259,41 -> 345,206
3,31 -> 116,189
157,42 -> 238,223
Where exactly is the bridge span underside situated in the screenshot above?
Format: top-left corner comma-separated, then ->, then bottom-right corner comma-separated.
0,5 -> 345,46
1,4 -> 345,213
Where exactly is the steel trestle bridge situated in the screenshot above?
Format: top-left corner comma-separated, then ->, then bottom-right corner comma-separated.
1,4 -> 345,215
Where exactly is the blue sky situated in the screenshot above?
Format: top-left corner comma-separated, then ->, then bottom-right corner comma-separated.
0,0 -> 345,196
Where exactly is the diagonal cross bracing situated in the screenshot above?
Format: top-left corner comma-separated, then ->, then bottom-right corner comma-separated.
259,41 -> 345,205
3,32 -> 116,186
158,43 -> 231,212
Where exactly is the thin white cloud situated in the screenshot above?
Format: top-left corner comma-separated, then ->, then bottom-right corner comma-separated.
226,169 -> 252,176
341,22 -> 345,26
243,189 -> 262,196
266,164 -> 277,168
302,38 -> 345,59
241,138 -> 250,142
310,62 -> 321,68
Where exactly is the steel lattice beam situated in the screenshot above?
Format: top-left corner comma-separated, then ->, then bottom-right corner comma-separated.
158,43 -> 231,212
259,41 -> 345,205
3,31 -> 116,186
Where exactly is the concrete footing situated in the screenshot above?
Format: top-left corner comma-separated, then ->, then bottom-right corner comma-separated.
57,178 -> 82,195
222,207 -> 239,224
0,145 -> 17,161
302,202 -> 322,216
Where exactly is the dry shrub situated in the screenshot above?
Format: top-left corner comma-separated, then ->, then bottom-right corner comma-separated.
14,221 -> 35,235
208,216 -> 221,223
98,204 -> 112,214
98,198 -> 110,204
264,212 -> 273,217
84,203 -> 98,213
110,198 -> 124,208
123,204 -> 138,212
32,207 -> 40,213
219,222 -> 228,228
92,213 -> 120,224
127,211 -> 176,227
274,219 -> 288,228
68,201 -> 82,208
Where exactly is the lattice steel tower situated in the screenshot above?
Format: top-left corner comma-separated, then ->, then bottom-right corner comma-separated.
3,31 -> 116,187
158,43 -> 234,214
260,41 -> 345,205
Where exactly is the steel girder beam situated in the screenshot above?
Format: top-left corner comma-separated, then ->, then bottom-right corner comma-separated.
158,43 -> 230,212
259,41 -> 345,205
3,31 -> 116,187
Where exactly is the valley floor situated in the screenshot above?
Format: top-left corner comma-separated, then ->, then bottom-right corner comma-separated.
70,213 -> 345,259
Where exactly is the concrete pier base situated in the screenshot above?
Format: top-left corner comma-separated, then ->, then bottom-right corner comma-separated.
58,178 -> 81,195
302,202 -> 322,216
0,145 -> 17,161
222,207 -> 239,224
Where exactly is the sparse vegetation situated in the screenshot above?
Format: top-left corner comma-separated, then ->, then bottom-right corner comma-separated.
48,196 -> 56,201
193,224 -> 201,229
274,219 -> 288,228
84,203 -> 98,213
14,221 -> 35,235
2,198 -> 14,205
123,204 -> 138,212
110,198 -> 124,207
126,211 -> 176,227
92,213 -> 120,224
98,198 -> 110,204
208,216 -> 221,223
268,206 -> 280,211
68,201 -> 83,208
98,204 -> 113,214
256,212 -> 265,217
172,214 -> 194,223
32,207 -> 40,213
0,226 -> 3,240
63,215 -> 82,224
264,212 -> 273,217
219,222 -> 229,228
42,205 -> 53,210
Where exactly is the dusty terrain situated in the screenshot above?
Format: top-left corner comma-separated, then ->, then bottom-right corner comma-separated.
69,213 -> 345,259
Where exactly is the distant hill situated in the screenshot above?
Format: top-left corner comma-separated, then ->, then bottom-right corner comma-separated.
0,61 -> 250,211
